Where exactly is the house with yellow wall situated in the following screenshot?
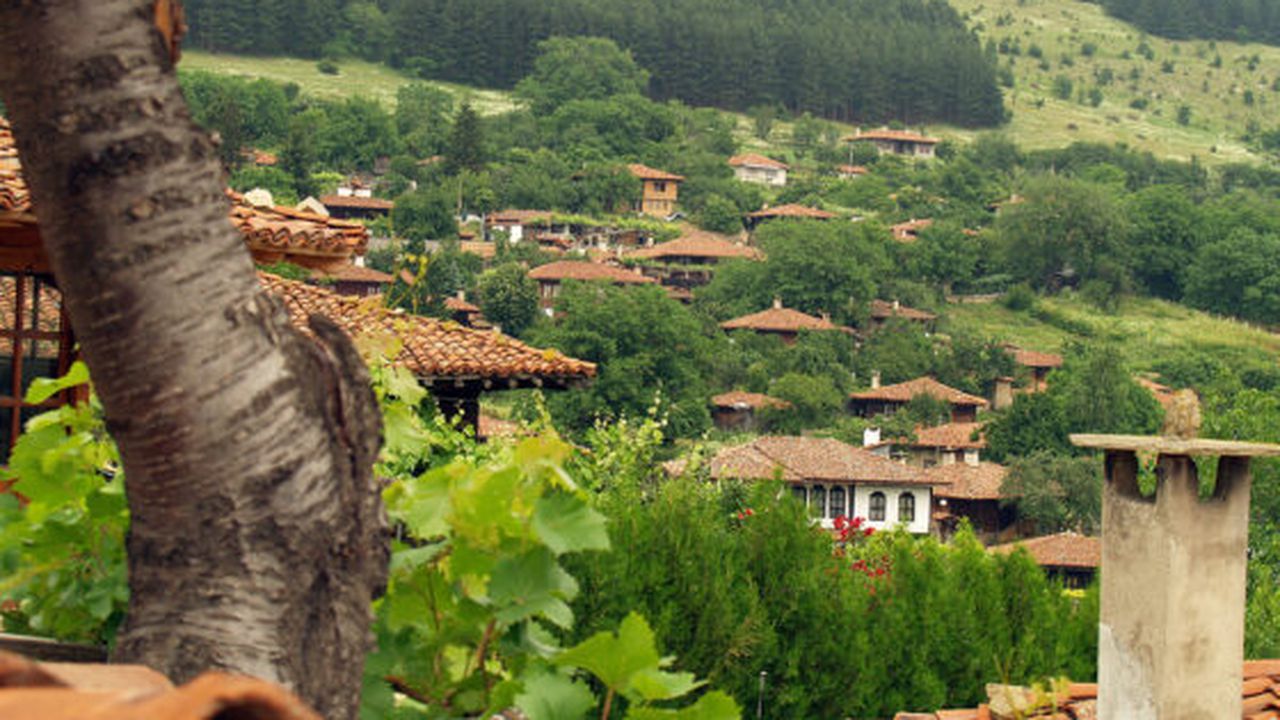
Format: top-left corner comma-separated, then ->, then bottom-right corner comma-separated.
627,163 -> 684,217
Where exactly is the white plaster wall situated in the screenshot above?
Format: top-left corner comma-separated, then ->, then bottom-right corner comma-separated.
853,485 -> 931,534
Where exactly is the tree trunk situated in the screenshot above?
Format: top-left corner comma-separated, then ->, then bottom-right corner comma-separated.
0,3 -> 388,718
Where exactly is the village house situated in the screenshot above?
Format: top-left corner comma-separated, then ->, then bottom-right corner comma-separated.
720,299 -> 850,345
890,218 -> 933,242
0,117 -> 592,445
444,291 -> 485,328
849,376 -> 989,423
727,153 -> 789,186
744,203 -> 836,232
844,128 -> 941,159
527,260 -> 655,310
628,230 -> 762,289
926,461 -> 1016,543
1006,344 -> 1064,392
835,164 -> 869,180
675,436 -> 934,533
626,163 -> 684,217
309,264 -> 394,298
867,298 -> 937,330
873,421 -> 986,468
484,209 -> 555,243
710,391 -> 790,433
990,531 -> 1101,588
319,180 -> 395,221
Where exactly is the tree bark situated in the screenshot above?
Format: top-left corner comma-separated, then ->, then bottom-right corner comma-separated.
0,3 -> 388,718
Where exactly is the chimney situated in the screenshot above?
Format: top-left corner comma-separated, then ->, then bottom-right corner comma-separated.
862,427 -> 881,448
992,376 -> 1014,411
772,297 -> 783,310
820,312 -> 831,323
871,370 -> 881,389
1072,434 -> 1280,720
456,289 -> 466,302
892,299 -> 900,311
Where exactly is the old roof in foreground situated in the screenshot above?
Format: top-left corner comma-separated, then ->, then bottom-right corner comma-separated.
850,377 -> 989,407
0,651 -> 320,720
261,273 -> 595,383
896,662 -> 1280,719
691,436 -> 929,485
989,531 -> 1100,569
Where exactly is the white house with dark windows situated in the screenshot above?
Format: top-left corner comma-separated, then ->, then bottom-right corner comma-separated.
669,435 -> 933,534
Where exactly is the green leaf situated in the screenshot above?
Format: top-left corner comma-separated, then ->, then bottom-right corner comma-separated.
555,612 -> 661,693
629,667 -> 705,702
389,542 -> 448,574
626,691 -> 742,720
515,666 -> 596,720
25,361 -> 89,404
533,492 -> 610,555
488,547 -> 578,629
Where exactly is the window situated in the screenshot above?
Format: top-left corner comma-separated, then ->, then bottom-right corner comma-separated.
898,493 -> 916,523
0,274 -> 75,461
654,181 -> 667,193
810,485 -> 826,518
869,491 -> 886,521
790,485 -> 807,504
828,486 -> 846,519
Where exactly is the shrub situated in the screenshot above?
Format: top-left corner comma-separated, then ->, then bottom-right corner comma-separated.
1002,282 -> 1038,311
317,59 -> 340,75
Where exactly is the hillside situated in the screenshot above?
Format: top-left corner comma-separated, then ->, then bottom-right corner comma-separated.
944,294 -> 1280,373
179,51 -> 519,116
946,0 -> 1280,163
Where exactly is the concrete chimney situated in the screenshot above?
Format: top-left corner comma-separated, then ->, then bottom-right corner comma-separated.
1071,434 -> 1280,720
871,370 -> 881,389
862,427 -> 881,448
992,376 -> 1014,411
772,297 -> 783,310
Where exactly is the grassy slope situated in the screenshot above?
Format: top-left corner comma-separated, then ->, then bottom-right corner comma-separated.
943,0 -> 1280,164
944,295 -> 1280,371
180,51 -> 519,115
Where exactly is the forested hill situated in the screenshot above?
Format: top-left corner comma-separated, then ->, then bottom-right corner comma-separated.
1091,0 -> 1280,45
181,0 -> 1005,128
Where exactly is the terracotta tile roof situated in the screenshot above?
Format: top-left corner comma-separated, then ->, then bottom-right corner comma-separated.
908,665 -> 1280,719
721,305 -> 841,333
746,203 -> 836,220
626,163 -> 685,182
1135,376 -> 1177,409
870,299 -> 937,322
629,232 -> 763,261
311,264 -> 393,284
1007,345 -> 1064,369
711,391 -> 791,410
260,273 -> 595,383
728,153 -> 789,170
0,118 -> 35,226
665,286 -> 694,302
891,218 -> 933,241
0,650 -> 320,720
910,422 -> 987,450
228,191 -> 369,265
929,461 -> 1008,501
527,260 -> 655,285
847,129 -> 940,144
458,241 -> 498,260
318,194 -> 395,211
701,436 -> 930,485
837,164 -> 870,176
851,377 -> 989,407
445,295 -> 480,313
487,209 -> 554,225
990,531 -> 1100,569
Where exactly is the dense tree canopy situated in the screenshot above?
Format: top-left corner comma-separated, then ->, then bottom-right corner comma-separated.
181,0 -> 1005,127
1092,0 -> 1280,45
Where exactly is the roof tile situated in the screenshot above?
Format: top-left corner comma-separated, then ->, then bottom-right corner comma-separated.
850,377 -> 989,407
702,436 -> 930,485
746,203 -> 836,220
989,532 -> 1100,569
728,153 -> 789,170
710,391 -> 790,410
629,231 -> 762,261
528,260 -> 655,285
929,462 -> 1008,501
627,163 -> 685,182
870,299 -> 937,322
721,306 -> 842,333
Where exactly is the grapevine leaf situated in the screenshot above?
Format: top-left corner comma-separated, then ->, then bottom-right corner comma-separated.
515,666 -> 596,720
25,360 -> 89,404
629,667 -> 704,702
555,612 -> 661,693
532,491 -> 609,555
489,547 -> 578,629
625,690 -> 742,720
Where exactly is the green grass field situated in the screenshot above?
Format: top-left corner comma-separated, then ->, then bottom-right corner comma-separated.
180,51 -> 520,115
944,294 -> 1280,371
943,0 -> 1280,164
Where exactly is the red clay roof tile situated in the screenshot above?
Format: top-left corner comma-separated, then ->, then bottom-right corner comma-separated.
528,260 -> 655,285
710,391 -> 790,410
870,299 -> 937,322
703,436 -> 930,485
629,232 -> 763,261
746,203 -> 836,220
909,422 -> 987,450
850,377 -> 989,407
1007,346 -> 1065,369
989,532 -> 1101,569
626,163 -> 685,182
846,129 -> 940,144
721,306 -> 842,333
260,273 -> 595,383
929,462 -> 1008,501
318,194 -> 395,211
728,153 -> 789,170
